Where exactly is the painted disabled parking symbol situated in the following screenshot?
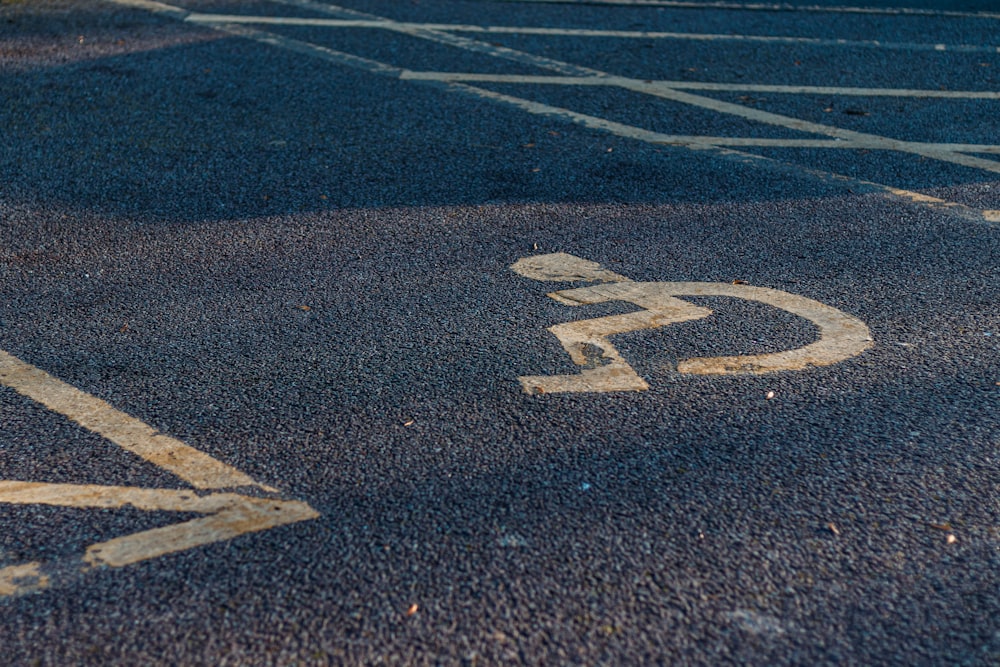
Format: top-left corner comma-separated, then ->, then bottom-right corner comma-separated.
512,253 -> 873,394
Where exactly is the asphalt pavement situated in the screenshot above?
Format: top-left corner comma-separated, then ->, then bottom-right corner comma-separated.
1,0 -> 999,664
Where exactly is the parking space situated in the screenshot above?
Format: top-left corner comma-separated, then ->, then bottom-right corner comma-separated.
1,0 -> 999,663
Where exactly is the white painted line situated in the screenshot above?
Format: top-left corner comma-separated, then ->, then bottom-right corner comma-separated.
270,0 -> 601,77
209,22 -> 406,76
514,254 -> 873,393
0,349 -> 319,596
107,0 -> 189,19
267,1 -> 1000,175
187,14 -> 387,28
402,72 -> 1000,100
109,0 -> 1000,224
493,0 -> 1000,21
187,13 -> 1000,55
672,84 -> 1000,100
446,82 -> 1000,225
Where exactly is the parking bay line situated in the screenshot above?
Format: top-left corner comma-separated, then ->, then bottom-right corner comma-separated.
494,0 -> 1000,21
401,73 -> 1000,101
186,13 -> 1000,55
112,0 -> 1000,224
404,74 -> 1000,152
265,0 -> 1000,175
253,26 -> 1000,224
361,0 -> 1000,173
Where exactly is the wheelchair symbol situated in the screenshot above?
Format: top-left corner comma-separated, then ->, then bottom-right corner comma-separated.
512,253 -> 873,394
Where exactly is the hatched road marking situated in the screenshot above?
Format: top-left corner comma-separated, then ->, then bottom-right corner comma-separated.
0,350 -> 318,597
112,0 -> 1000,226
513,254 -> 873,393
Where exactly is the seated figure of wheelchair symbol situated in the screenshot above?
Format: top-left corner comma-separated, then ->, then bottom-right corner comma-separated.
512,253 -> 873,394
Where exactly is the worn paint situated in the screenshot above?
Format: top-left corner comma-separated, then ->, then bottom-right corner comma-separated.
0,352 -> 318,597
515,254 -> 873,393
0,562 -> 48,597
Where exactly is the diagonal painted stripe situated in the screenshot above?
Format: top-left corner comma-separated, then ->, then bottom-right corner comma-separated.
82,497 -> 318,567
402,72 -> 1000,100
269,0 -> 601,77
106,0 -> 1000,225
615,78 -> 1000,173
107,0 -> 189,18
0,482 -> 318,591
266,0 -> 1000,175
0,350 -> 270,491
444,82 -> 997,224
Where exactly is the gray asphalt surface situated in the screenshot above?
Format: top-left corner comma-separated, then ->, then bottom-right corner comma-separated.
1,0 -> 999,664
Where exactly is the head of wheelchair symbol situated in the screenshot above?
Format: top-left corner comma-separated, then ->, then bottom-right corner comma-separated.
512,253 -> 873,394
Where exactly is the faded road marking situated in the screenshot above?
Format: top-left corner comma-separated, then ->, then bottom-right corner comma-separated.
211,25 -> 1000,225
0,350 -> 318,597
514,253 -> 873,393
111,0 -> 1000,225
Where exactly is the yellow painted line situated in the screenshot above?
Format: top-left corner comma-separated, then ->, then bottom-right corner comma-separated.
0,350 -> 269,491
668,282 -> 874,375
0,562 -> 48,597
0,481 -> 264,512
514,254 -> 873,393
82,497 -> 317,568
187,13 -> 1000,55
402,72 -> 1000,100
0,350 -> 319,597
512,252 -> 630,283
0,481 -> 318,568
